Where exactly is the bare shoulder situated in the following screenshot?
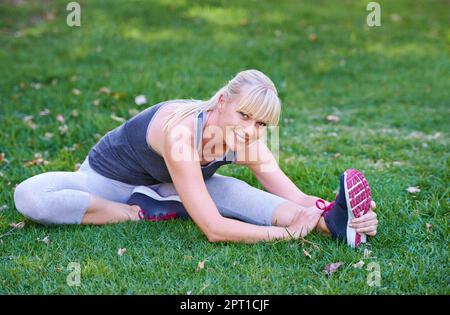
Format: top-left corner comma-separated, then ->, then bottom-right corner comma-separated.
146,102 -> 195,156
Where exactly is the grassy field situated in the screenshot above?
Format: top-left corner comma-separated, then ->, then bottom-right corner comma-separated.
0,0 -> 448,294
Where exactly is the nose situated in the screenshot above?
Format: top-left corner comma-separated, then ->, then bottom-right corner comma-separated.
242,122 -> 257,140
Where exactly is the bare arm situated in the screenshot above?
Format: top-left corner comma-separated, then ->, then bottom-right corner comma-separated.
162,128 -> 297,243
239,140 -> 326,207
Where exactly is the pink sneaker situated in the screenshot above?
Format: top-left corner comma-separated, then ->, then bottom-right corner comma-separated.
316,169 -> 372,248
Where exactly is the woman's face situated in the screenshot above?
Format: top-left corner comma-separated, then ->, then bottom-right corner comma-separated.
217,93 -> 268,152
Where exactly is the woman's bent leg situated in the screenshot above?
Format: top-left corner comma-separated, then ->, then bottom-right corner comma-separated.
13,158 -> 139,225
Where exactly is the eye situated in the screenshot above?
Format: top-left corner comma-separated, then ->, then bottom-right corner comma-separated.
238,111 -> 250,119
257,122 -> 267,127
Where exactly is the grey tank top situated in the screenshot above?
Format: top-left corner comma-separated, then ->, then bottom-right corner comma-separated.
88,99 -> 236,185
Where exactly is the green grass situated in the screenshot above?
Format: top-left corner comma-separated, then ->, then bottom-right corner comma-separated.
0,0 -> 448,294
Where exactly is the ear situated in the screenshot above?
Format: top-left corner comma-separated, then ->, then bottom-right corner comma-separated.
218,94 -> 224,112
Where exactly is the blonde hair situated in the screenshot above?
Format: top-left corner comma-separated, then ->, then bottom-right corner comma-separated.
163,69 -> 282,132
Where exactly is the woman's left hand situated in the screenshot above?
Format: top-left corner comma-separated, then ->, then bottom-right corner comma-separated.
349,201 -> 378,236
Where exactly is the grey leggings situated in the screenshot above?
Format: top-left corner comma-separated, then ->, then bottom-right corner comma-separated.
13,156 -> 288,226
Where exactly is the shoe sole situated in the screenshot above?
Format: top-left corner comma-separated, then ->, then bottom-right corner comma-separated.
132,186 -> 182,203
344,169 -> 372,248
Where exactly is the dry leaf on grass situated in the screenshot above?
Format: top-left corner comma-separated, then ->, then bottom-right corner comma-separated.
111,114 -> 126,123
39,108 -> 50,116
406,186 -> 421,194
134,95 -> 147,106
325,115 -> 340,123
97,87 -> 111,95
117,248 -> 127,256
0,153 -> 9,164
195,260 -> 205,272
363,248 -> 372,259
353,260 -> 365,269
323,262 -> 344,276
59,124 -> 68,135
303,249 -> 312,258
23,115 -> 36,130
38,236 -> 50,245
426,223 -> 433,233
0,205 -> 8,211
72,88 -> 81,96
56,114 -> 65,124
10,222 -> 25,229
24,153 -> 49,167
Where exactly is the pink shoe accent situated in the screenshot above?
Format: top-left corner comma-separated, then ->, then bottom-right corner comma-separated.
345,169 -> 372,248
138,208 -> 177,222
316,199 -> 335,217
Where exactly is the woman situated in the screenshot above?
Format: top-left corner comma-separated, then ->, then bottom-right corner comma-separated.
13,69 -> 378,248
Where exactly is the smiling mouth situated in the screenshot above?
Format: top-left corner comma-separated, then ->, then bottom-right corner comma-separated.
235,132 -> 248,143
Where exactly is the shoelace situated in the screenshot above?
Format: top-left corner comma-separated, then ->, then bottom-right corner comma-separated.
138,209 -> 177,222
315,198 -> 335,217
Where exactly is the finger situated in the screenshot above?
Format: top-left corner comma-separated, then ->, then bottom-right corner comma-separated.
352,211 -> 377,223
349,219 -> 378,229
370,201 -> 376,210
356,226 -> 377,234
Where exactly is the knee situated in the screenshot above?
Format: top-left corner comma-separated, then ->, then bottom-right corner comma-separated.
13,179 -> 49,223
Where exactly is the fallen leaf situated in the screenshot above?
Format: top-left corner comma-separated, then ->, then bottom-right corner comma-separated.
56,114 -> 65,124
332,152 -> 341,160
325,115 -> 340,123
111,114 -> 126,123
406,186 -> 421,194
134,95 -> 147,106
72,88 -> 81,96
64,143 -> 79,152
23,115 -> 36,130
195,260 -> 205,272
71,110 -> 79,117
10,222 -> 25,229
308,33 -> 317,42
92,99 -> 100,106
323,262 -> 344,276
39,108 -> 51,116
111,91 -> 126,100
390,13 -> 402,22
363,248 -> 372,259
303,249 -> 312,258
353,260 -> 365,269
0,205 -> 9,211
42,132 -> 54,141
40,236 -> 51,245
24,153 -> 49,167
59,124 -> 68,135
117,248 -> 127,256
97,87 -> 110,95
426,223 -> 433,233
0,153 -> 9,164
31,82 -> 41,90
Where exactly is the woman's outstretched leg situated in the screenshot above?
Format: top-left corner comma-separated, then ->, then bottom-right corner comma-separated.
153,173 -> 327,237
